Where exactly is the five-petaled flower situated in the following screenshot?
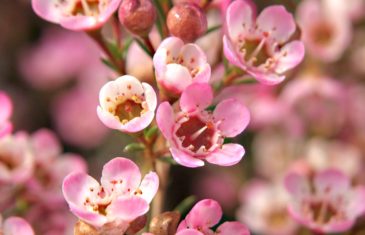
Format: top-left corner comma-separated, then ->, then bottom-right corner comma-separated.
176,199 -> 250,235
285,169 -> 365,233
97,75 -> 157,133
223,0 -> 305,85
153,37 -> 211,96
32,0 -> 122,31
156,83 -> 250,168
62,157 -> 159,230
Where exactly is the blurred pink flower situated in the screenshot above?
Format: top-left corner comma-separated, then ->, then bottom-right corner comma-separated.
156,83 -> 250,168
97,75 -> 157,133
0,132 -> 34,184
237,180 -> 298,235
62,157 -> 158,229
32,0 -> 122,31
153,37 -> 211,96
297,0 -> 352,62
285,169 -> 365,233
0,92 -> 13,138
1,216 -> 34,235
19,28 -> 101,90
177,199 -> 250,235
223,0 -> 304,85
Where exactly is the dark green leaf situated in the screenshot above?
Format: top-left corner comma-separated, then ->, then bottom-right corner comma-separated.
144,126 -> 159,139
174,196 -> 197,215
205,25 -> 221,36
158,156 -> 177,165
124,143 -> 145,153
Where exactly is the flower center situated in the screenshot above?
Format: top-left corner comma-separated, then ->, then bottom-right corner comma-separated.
311,22 -> 334,45
0,153 -> 17,170
110,95 -> 148,125
265,208 -> 290,228
175,115 -> 216,153
306,200 -> 343,224
238,37 -> 271,66
57,0 -> 108,17
166,50 -> 200,77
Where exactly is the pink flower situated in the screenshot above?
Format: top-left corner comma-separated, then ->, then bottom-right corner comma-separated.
297,0 -> 352,62
285,169 -> 365,233
97,75 -> 157,133
0,92 -> 12,138
1,216 -> 34,235
153,37 -> 211,96
237,180 -> 298,235
177,199 -> 250,235
62,157 -> 159,229
0,133 -> 34,184
223,0 -> 305,85
156,83 -> 250,167
31,0 -> 122,31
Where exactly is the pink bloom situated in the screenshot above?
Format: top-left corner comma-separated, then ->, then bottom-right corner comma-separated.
223,0 -> 304,85
237,180 -> 298,235
297,0 -> 352,62
285,169 -> 365,233
97,75 -> 157,133
1,216 -> 34,235
0,92 -> 12,138
153,37 -> 211,96
32,0 -> 122,31
0,133 -> 34,184
177,199 -> 250,235
62,157 -> 159,229
156,83 -> 250,168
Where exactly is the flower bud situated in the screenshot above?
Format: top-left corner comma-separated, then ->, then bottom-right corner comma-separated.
118,0 -> 157,37
149,211 -> 181,235
167,3 -> 207,42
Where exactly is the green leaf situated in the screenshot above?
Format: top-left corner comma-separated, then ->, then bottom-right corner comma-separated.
233,77 -> 257,85
174,196 -> 197,215
106,41 -> 123,60
158,156 -> 177,165
205,25 -> 221,36
123,143 -> 145,153
135,38 -> 153,57
121,37 -> 133,59
144,126 -> 159,139
101,58 -> 118,72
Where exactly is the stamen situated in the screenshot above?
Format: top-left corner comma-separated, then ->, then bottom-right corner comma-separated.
248,37 -> 266,65
80,0 -> 92,15
190,125 -> 208,141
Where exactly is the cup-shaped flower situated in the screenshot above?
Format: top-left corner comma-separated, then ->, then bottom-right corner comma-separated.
32,0 -> 122,31
153,37 -> 211,96
284,169 -> 365,233
62,157 -> 159,229
0,92 -> 13,138
97,75 -> 157,133
156,83 -> 250,168
177,199 -> 250,235
0,133 -> 34,184
1,216 -> 34,235
223,0 -> 305,85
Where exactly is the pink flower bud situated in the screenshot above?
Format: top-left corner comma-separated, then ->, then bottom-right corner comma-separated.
118,0 -> 157,37
167,3 -> 207,42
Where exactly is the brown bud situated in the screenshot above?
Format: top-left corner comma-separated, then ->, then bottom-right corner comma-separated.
149,211 -> 181,235
118,0 -> 157,37
74,220 -> 99,235
167,3 -> 207,42
125,215 -> 148,235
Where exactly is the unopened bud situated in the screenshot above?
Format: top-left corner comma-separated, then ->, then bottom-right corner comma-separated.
167,3 -> 207,42
125,215 -> 147,235
149,211 -> 181,235
118,0 -> 156,37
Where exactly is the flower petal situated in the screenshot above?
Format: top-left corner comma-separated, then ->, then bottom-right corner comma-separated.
180,83 -> 213,112
31,0 -> 62,23
214,99 -> 250,137
275,40 -> 305,74
161,64 -> 193,95
101,157 -> 142,195
0,92 -> 12,124
138,172 -> 159,203
217,222 -> 250,235
107,196 -> 149,221
313,169 -> 349,197
206,143 -> 245,166
247,69 -> 285,85
185,199 -> 222,229
3,217 -> 34,235
156,102 -> 175,140
256,5 -> 296,43
153,37 -> 184,76
119,110 -> 155,133
170,147 -> 204,168
284,172 -> 310,199
176,229 -> 204,235
223,36 -> 245,69
142,82 -> 157,111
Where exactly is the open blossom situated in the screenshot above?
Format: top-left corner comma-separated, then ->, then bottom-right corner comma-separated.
97,75 -> 157,133
0,92 -> 12,138
0,133 -> 34,184
223,0 -> 305,85
156,83 -> 250,168
1,216 -> 34,235
297,0 -> 352,62
237,180 -> 298,235
32,0 -> 122,31
285,169 -> 365,233
177,199 -> 250,235
62,157 -> 159,230
153,37 -> 211,96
